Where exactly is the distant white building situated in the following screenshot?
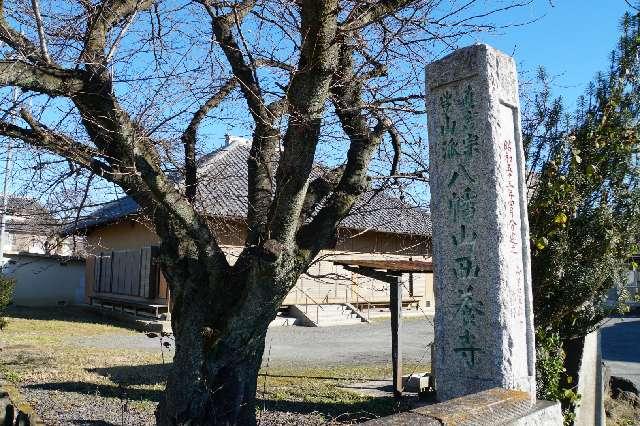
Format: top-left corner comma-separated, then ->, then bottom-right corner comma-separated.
606,259 -> 640,309
0,195 -> 81,257
0,195 -> 86,306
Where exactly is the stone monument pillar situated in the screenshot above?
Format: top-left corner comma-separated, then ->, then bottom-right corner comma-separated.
426,44 -> 536,401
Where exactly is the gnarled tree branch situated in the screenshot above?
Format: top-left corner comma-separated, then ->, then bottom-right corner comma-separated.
0,112 -> 115,181
30,0 -> 51,63
200,0 -> 281,245
0,60 -> 86,96
0,0 -> 47,64
296,42 -> 385,251
266,0 -> 341,244
182,78 -> 237,202
80,0 -> 156,66
342,0 -> 417,31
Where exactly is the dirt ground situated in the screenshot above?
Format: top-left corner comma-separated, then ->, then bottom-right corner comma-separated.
0,307 -> 433,425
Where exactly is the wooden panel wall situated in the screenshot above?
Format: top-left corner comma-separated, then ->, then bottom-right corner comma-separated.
88,246 -> 166,301
281,251 -> 433,307
86,218 -> 433,308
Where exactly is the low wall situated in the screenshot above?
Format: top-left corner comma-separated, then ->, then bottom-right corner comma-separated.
0,382 -> 43,425
574,329 -> 605,426
3,253 -> 85,306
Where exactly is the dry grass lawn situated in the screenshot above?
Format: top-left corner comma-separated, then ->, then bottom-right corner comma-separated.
605,392 -> 640,426
0,307 -> 408,424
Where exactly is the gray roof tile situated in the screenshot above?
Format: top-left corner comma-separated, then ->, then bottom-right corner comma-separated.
70,139 -> 432,237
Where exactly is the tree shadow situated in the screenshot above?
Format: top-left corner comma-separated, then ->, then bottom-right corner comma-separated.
88,363 -> 169,386
26,363 -> 407,423
25,380 -> 400,422
6,306 -> 139,330
257,396 -> 401,423
258,372 -> 378,381
24,381 -> 163,402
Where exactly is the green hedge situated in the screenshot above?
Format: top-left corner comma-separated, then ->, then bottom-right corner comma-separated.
0,275 -> 15,330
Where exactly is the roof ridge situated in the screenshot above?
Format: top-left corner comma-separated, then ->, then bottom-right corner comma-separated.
0,193 -> 34,201
197,135 -> 251,175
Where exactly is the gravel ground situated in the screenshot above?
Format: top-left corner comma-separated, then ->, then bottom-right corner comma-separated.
24,389 -> 329,426
24,389 -> 328,426
263,317 -> 434,366
69,317 -> 435,366
20,387 -> 155,425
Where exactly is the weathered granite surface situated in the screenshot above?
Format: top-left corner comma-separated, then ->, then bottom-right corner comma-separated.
413,388 -> 531,425
363,388 -> 562,425
507,400 -> 564,425
426,44 -> 536,401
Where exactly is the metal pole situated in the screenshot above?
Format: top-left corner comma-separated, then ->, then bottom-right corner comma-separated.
0,88 -> 17,263
390,274 -> 403,398
0,147 -> 12,260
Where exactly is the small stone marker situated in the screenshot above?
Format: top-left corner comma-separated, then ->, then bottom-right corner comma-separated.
425,44 -> 536,401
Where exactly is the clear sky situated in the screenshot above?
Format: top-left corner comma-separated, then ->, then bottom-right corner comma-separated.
479,0 -> 633,104
1,1 -> 637,210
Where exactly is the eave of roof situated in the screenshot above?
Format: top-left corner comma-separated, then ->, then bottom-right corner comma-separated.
333,258 -> 433,273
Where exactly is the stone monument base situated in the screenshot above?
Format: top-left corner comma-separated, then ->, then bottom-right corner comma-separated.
363,388 -> 563,425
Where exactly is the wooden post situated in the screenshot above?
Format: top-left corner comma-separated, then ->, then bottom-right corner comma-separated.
390,274 -> 403,398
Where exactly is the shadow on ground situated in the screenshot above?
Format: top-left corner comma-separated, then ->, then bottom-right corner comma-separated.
601,318 -> 640,363
89,363 -> 169,386
258,373 -> 378,381
25,380 -> 399,423
258,397 -> 401,422
25,381 -> 163,402
6,306 -> 135,329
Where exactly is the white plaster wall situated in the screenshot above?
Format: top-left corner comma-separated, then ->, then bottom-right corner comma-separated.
3,254 -> 85,306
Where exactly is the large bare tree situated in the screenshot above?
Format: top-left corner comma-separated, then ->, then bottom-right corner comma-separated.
0,0 -> 530,423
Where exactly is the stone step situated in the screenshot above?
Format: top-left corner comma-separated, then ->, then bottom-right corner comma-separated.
268,315 -> 297,327
300,308 -> 354,316
315,318 -> 365,327
361,307 -> 434,319
315,309 -> 357,316
290,303 -> 367,327
315,312 -> 359,320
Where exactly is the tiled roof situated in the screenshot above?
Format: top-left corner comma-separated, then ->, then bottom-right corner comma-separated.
69,138 -> 432,237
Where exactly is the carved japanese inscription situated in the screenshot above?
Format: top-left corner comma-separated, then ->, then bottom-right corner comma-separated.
439,85 -> 485,368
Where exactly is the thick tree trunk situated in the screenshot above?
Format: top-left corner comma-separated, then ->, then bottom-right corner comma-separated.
156,315 -> 265,425
155,250 -> 292,425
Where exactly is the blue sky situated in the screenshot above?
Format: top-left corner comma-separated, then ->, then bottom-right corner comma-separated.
2,1 -> 637,212
480,0 -> 632,104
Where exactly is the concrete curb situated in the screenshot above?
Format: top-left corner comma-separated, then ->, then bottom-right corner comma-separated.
574,329 -> 606,426
0,381 -> 45,425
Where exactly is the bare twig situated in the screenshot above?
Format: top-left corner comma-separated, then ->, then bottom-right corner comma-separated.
105,10 -> 138,63
30,0 -> 51,63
